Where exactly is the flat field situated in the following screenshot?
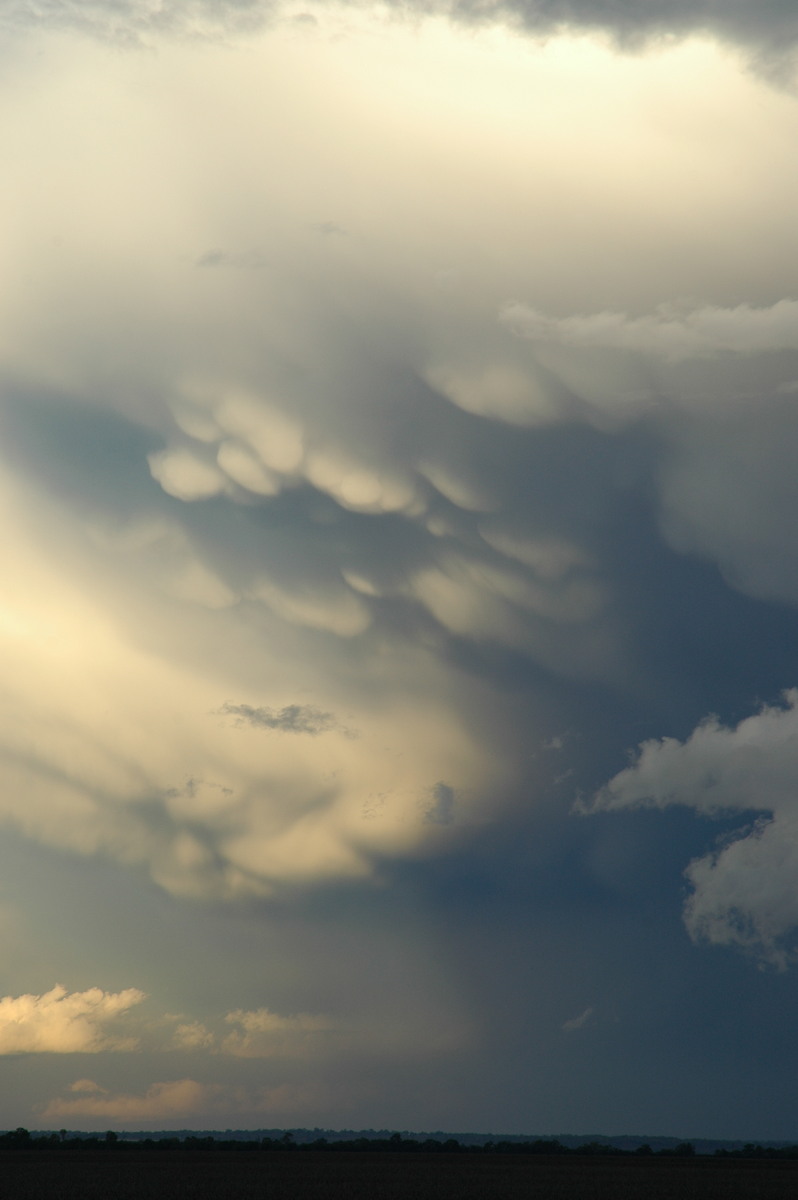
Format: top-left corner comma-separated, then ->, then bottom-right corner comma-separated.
1,1151 -> 797,1199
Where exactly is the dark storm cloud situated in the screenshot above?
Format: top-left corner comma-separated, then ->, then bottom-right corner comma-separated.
6,0 -> 798,70
7,6 -> 798,1139
423,782 -> 456,825
458,0 -> 798,65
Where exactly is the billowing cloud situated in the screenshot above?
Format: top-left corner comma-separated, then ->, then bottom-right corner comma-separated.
222,1007 -> 334,1058
503,299 -> 798,364
590,691 -> 798,962
68,1079 -> 109,1093
422,782 -> 456,826
1,16 -> 796,915
0,986 -> 145,1054
502,296 -> 798,613
169,1021 -> 216,1051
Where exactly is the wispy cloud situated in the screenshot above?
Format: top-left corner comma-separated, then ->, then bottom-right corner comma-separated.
222,1007 -> 334,1058
195,249 -> 268,270
217,702 -> 341,736
41,1079 -> 226,1122
562,1006 -> 594,1033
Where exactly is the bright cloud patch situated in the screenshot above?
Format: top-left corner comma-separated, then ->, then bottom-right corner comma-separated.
222,1008 -> 334,1058
42,1079 -> 225,1122
590,691 -> 798,962
0,986 -> 145,1054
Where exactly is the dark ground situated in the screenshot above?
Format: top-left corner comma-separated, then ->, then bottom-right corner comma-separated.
1,1152 -> 798,1199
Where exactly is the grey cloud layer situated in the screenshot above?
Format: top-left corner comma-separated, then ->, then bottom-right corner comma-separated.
6,0 -> 798,66
4,11 -> 798,1007
218,703 -> 342,735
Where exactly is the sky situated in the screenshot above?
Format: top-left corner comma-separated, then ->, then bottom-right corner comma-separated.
3,0 -> 798,1142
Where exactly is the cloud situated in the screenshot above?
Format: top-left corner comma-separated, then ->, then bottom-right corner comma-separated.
0,986 -> 145,1054
195,249 -> 268,270
1,8 -> 796,925
147,446 -> 227,502
502,299 -> 798,363
41,1078 -> 335,1123
5,0 -> 798,74
169,1021 -> 216,1050
222,1007 -> 334,1058
41,1079 -> 226,1122
0,0 -> 279,44
562,1006 -> 594,1032
502,299 -> 798,613
218,702 -> 340,735
590,691 -> 798,962
422,781 -> 456,826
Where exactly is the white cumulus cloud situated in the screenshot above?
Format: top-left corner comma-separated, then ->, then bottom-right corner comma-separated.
0,985 -> 146,1054
590,691 -> 798,962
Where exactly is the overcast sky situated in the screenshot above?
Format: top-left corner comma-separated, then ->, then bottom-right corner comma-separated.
3,0 -> 798,1141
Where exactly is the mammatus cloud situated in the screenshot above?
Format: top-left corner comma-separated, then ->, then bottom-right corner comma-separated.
589,691 -> 798,963
218,702 -> 341,736
0,986 -> 145,1054
502,297 -> 798,615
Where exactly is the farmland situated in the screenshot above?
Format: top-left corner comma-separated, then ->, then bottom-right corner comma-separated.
1,1151 -> 797,1199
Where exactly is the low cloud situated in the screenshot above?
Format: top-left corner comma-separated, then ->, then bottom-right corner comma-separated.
590,691 -> 798,963
222,1007 -> 334,1058
170,1021 -> 215,1050
41,1078 -> 334,1124
42,1079 -> 225,1122
0,986 -> 145,1055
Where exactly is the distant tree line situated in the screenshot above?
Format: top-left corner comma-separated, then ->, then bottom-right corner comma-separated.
2,1129 -> 798,1157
